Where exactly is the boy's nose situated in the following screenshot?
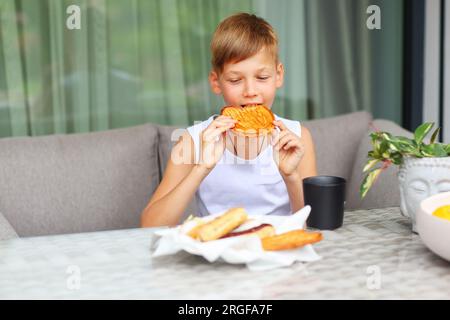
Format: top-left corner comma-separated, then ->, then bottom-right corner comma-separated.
243,81 -> 257,97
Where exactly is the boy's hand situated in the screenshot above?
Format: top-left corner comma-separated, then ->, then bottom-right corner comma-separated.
271,120 -> 305,179
198,115 -> 237,171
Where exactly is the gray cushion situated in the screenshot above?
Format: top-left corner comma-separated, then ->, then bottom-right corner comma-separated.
156,124 -> 180,179
303,111 -> 373,183
0,124 -> 160,237
0,211 -> 18,240
346,119 -> 414,209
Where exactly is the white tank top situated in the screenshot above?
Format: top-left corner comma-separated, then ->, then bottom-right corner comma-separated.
186,113 -> 302,217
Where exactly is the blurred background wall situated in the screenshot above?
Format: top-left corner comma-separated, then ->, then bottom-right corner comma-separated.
0,0 -> 404,137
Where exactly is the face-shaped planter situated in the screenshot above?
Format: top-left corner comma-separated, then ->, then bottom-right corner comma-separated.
398,157 -> 450,232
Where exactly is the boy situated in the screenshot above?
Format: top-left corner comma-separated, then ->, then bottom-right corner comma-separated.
141,13 -> 317,227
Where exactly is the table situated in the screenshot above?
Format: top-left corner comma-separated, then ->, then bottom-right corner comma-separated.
0,207 -> 449,299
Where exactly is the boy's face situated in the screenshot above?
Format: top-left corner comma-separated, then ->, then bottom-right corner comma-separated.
209,48 -> 284,109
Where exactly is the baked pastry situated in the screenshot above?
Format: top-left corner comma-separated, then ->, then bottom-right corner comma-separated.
261,229 -> 323,251
220,105 -> 275,137
185,207 -> 323,252
186,220 -> 208,240
197,207 -> 248,242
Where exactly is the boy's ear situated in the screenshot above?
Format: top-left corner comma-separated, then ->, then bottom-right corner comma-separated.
275,63 -> 284,88
209,71 -> 222,95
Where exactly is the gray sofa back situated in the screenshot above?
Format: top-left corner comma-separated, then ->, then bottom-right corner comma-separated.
0,125 -> 160,237
302,111 -> 372,183
0,111 -> 405,238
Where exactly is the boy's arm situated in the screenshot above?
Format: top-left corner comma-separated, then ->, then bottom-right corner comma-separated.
141,132 -> 208,227
283,126 -> 317,213
142,116 -> 234,227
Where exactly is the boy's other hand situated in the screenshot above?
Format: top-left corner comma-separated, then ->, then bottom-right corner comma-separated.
199,115 -> 237,171
271,120 -> 305,178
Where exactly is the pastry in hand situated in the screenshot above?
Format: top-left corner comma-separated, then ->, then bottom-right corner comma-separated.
220,105 -> 275,137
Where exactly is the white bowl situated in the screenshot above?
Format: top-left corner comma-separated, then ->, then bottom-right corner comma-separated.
417,191 -> 450,261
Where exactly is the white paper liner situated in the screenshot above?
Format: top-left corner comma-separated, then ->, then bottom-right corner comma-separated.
151,205 -> 321,271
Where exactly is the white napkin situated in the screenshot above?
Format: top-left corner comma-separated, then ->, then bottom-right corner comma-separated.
151,205 -> 321,271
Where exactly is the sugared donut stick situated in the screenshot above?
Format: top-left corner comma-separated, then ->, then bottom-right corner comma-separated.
262,229 -> 323,251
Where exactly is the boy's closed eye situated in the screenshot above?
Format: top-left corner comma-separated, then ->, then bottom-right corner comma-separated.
227,76 -> 271,84
227,78 -> 241,84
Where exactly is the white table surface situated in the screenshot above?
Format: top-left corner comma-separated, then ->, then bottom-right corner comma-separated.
0,207 -> 449,299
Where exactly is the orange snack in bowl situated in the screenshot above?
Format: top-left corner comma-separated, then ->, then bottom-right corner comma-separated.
432,205 -> 450,221
220,105 -> 275,137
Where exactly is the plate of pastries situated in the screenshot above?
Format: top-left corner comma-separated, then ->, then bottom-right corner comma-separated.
152,206 -> 323,269
185,207 -> 322,251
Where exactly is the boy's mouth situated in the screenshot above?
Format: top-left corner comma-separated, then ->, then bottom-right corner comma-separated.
240,103 -> 263,108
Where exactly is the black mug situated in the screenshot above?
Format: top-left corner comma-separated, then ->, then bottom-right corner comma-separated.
303,176 -> 346,230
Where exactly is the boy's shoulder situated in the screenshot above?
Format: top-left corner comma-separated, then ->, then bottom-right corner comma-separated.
274,114 -> 302,137
274,113 -> 301,122
187,114 -> 215,132
185,115 -> 217,164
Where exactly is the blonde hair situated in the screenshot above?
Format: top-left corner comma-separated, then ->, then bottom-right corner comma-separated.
210,13 -> 279,73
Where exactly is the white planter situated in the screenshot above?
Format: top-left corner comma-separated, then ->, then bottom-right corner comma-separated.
398,157 -> 450,232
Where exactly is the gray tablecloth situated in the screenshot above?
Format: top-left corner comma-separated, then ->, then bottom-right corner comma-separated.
0,207 -> 449,299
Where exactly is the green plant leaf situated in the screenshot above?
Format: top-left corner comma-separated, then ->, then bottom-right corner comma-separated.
414,122 -> 434,144
430,128 -> 440,144
363,159 -> 379,173
387,137 -> 416,156
370,136 -> 383,158
396,144 -> 414,154
360,168 -> 382,198
420,143 -> 448,157
379,140 -> 389,157
395,136 -> 414,145
391,154 -> 403,165
370,132 -> 379,140
387,141 -> 399,152
381,132 -> 393,141
445,144 -> 450,155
